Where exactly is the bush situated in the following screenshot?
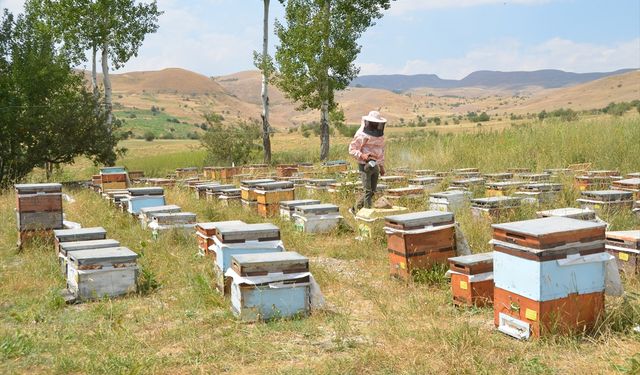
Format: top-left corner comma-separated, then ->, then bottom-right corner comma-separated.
144,131 -> 156,142
201,120 -> 261,165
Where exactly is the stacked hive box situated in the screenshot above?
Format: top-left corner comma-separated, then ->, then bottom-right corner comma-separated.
484,173 -> 514,182
67,247 -> 138,301
227,252 -> 311,321
276,164 -> 299,178
429,190 -> 471,212
194,182 -> 219,199
385,186 -> 424,202
219,167 -> 242,182
218,188 -> 242,206
577,190 -> 634,211
15,183 -> 64,247
279,199 -> 321,220
53,227 -> 106,253
611,178 -> 640,200
448,252 -> 494,307
384,211 -> 456,280
322,160 -> 348,174
574,174 -> 620,191
515,183 -> 562,203
605,230 -> 639,275
305,179 -> 336,196
293,204 -> 342,233
254,181 -> 295,218
175,167 -> 199,179
205,184 -> 236,202
327,181 -> 361,194
453,168 -> 480,177
144,178 -> 175,188
536,207 -> 596,221
451,177 -> 485,190
244,164 -> 269,176
149,212 -> 197,236
128,170 -> 145,181
516,173 -> 550,182
195,220 -> 245,257
59,239 -> 120,277
492,217 -> 608,339
91,175 -> 102,192
210,223 -> 284,294
355,206 -> 408,240
408,176 -> 443,190
471,196 -> 521,219
485,181 -> 524,197
203,167 -> 222,180
379,175 -> 407,188
125,187 -> 166,215
100,167 -> 128,191
138,205 -> 181,228
240,179 -> 276,210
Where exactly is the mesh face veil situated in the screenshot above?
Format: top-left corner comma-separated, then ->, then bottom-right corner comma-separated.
363,120 -> 386,137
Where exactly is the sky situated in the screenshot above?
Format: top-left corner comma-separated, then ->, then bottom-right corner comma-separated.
1,0 -> 639,79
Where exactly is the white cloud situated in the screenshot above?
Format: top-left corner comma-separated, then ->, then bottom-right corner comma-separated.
358,37 -> 640,78
389,0 -> 553,15
0,0 -> 25,14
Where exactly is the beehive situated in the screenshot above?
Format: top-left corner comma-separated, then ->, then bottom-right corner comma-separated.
53,227 -> 107,253
379,175 -> 407,188
484,173 -> 514,182
254,181 -> 295,205
240,179 -> 276,201
485,181 -> 524,197
100,169 -> 129,191
194,183 -> 220,199
322,160 -> 348,174
574,175 -> 616,191
203,167 -> 223,180
448,252 -> 494,307
305,179 -> 337,195
355,206 -> 408,239
15,183 -> 64,238
408,176 -> 443,188
453,168 -> 480,176
138,205 -> 181,228
218,188 -> 242,207
125,187 -> 166,215
611,178 -> 640,200
471,196 -> 521,219
279,200 -> 321,220
415,169 -> 435,176
605,230 -> 639,275
577,190 -> 634,211
228,252 -> 311,321
66,247 -> 138,301
327,181 -> 361,194
195,220 -> 245,257
429,190 -> 471,212
384,211 -> 456,280
175,167 -> 199,179
293,204 -> 342,233
516,173 -> 550,182
514,183 -> 563,203
219,166 -> 242,181
384,186 -> 424,201
451,177 -> 486,190
276,164 -> 299,178
491,217 -> 607,338
150,212 -> 197,232
507,168 -> 531,174
205,184 -> 236,202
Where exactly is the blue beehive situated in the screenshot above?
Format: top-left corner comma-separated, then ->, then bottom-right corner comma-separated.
99,166 -> 127,174
127,196 -> 166,214
210,223 -> 284,272
228,252 -> 311,321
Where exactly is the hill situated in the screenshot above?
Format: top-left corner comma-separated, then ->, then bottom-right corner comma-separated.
350,68 -> 635,92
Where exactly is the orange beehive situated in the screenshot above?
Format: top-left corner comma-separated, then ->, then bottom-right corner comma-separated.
448,252 -> 494,307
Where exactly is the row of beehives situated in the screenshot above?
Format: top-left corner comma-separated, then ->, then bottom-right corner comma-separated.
13,182 -> 139,302
194,220 -> 324,321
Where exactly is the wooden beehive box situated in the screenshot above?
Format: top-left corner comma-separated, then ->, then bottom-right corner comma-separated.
16,192 -> 63,213
385,186 -> 424,200
429,190 -> 471,212
484,173 -> 514,182
66,247 -> 138,301
126,195 -> 166,215
605,230 -> 639,274
587,170 -> 620,177
152,212 -> 197,225
240,179 -> 276,201
379,175 -> 407,187
485,181 -> 524,197
515,183 -> 563,203
204,184 -> 236,201
128,170 -> 145,180
451,177 -> 486,189
229,252 -> 311,321
507,168 -> 531,174
536,207 -> 596,221
254,181 -> 295,205
306,178 -> 336,190
212,223 -> 283,274
492,217 -> 607,338
626,172 -> 640,178
219,188 -> 242,206
279,200 -> 321,220
408,176 -> 443,187
577,189 -> 634,210
611,178 -> 640,199
355,206 -> 408,239
574,175 -> 615,191
53,227 -> 107,253
219,166 -> 242,181
58,239 -> 121,276
448,252 -> 494,307
453,168 -> 480,175
415,169 -> 435,176
175,167 -> 199,179
327,181 -> 361,194
322,160 -> 348,174
276,164 -> 299,178
471,196 -> 521,218
516,173 -> 550,182
384,211 -> 456,280
138,205 -> 181,226
195,220 -> 245,257
293,204 -> 342,233
194,183 -> 219,199
15,183 -> 62,195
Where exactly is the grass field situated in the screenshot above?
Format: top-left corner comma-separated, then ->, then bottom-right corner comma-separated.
2,114 -> 640,374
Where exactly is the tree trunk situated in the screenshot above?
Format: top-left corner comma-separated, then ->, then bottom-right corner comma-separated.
261,0 -> 272,165
319,0 -> 331,161
101,41 -> 113,130
91,45 -> 98,98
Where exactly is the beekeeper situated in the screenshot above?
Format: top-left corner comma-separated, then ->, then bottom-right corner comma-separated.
349,110 -> 387,211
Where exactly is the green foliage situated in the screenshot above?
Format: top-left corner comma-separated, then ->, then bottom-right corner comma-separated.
143,131 -> 155,142
602,101 -> 640,116
468,111 -> 490,122
200,119 -> 262,166
0,9 -> 119,187
614,353 -> 640,374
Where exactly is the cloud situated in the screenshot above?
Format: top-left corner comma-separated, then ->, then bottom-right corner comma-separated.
0,0 -> 25,14
388,0 -> 553,15
357,37 -> 640,78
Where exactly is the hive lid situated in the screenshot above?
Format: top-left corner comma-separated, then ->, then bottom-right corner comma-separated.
232,251 -> 308,266
254,181 -> 294,190
536,207 -> 595,220
68,247 -> 138,265
153,212 -> 196,219
356,206 -> 408,220
409,176 -> 442,184
492,217 -> 605,238
448,252 -> 494,266
195,183 -> 221,190
206,184 -> 236,192
430,190 -> 469,198
307,179 -> 337,186
452,177 -> 485,185
176,167 -> 198,171
486,181 -> 524,188
606,230 -> 640,242
54,227 -> 106,238
279,199 -> 321,209
484,173 -> 514,178
322,160 -> 347,166
59,239 -> 121,254
613,178 -> 640,186
128,187 -> 164,196
196,220 -> 245,232
453,168 -> 479,173
216,223 -> 280,242
15,183 -> 62,194
385,210 -> 454,227
139,205 -> 181,215
240,179 -> 276,187
472,196 -> 521,207
580,190 -> 633,201
99,166 -> 127,174
519,183 -> 562,192
294,204 -> 340,214
219,188 -> 241,195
